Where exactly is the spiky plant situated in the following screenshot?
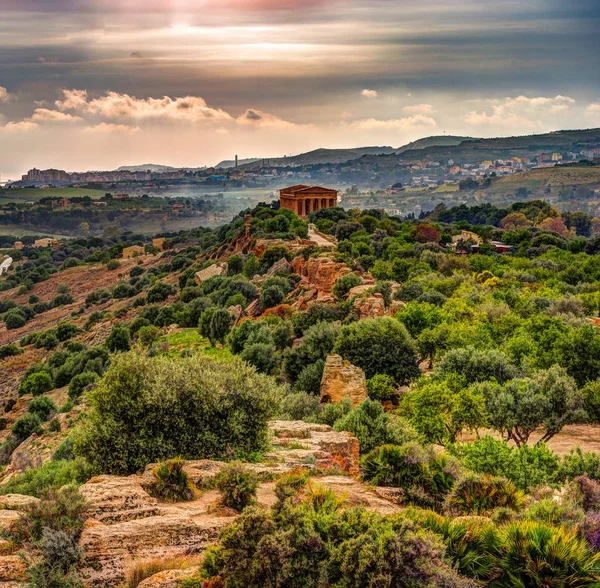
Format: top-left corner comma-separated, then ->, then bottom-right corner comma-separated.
215,461 -> 259,511
148,458 -> 195,502
360,443 -> 432,488
445,473 -> 524,516
493,521 -> 600,587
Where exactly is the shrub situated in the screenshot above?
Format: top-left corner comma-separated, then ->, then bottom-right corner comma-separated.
260,285 -> 286,309
68,371 -> 98,400
106,259 -> 121,270
438,346 -> 518,384
105,325 -> 131,352
56,321 -> 81,342
445,473 -> 524,516
215,461 -> 259,511
20,371 -> 53,396
333,317 -> 420,384
35,330 -> 59,350
137,325 -> 160,348
12,413 -> 42,443
366,374 -> 397,401
73,353 -> 282,474
561,447 -> 600,481
332,273 -> 362,299
240,342 -> 279,374
334,398 -> 419,454
227,255 -> 244,276
294,359 -> 325,395
129,265 -> 144,278
497,521 -> 600,586
147,458 -> 195,502
4,311 -> 26,330
451,437 -> 562,492
208,308 -> 232,345
147,282 -> 176,303
278,391 -> 323,421
28,396 -> 57,421
0,343 -> 23,359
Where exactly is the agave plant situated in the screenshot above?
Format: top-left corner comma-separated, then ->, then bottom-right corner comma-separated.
493,521 -> 600,587
148,457 -> 195,502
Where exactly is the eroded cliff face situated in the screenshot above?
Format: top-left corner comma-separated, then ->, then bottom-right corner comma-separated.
320,355 -> 368,408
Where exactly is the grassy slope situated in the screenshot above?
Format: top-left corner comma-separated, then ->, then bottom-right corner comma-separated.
0,187 -> 107,204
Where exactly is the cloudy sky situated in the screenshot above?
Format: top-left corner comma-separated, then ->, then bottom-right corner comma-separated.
0,0 -> 599,179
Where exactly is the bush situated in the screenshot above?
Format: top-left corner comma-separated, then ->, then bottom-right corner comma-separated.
20,371 -> 53,396
294,359 -> 325,395
332,273 -> 362,299
105,325 -> 131,352
68,371 -> 99,400
215,461 -> 259,511
28,396 -> 57,421
333,317 -> 420,384
439,346 -> 518,384
106,259 -> 121,270
279,391 -> 323,421
0,343 -> 23,359
451,437 -> 562,492
561,447 -> 600,481
334,398 -> 419,454
137,325 -> 160,348
497,521 -> 600,586
366,374 -> 397,401
4,310 -> 26,330
73,353 -> 282,474
208,308 -> 232,345
147,458 -> 195,502
129,265 -> 144,278
361,444 -> 461,509
240,342 -> 279,374
56,321 -> 81,342
147,282 -> 176,303
12,413 -> 42,443
445,473 -> 524,516
260,285 -> 286,309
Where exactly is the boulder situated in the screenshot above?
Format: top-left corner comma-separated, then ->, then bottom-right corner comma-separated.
78,514 -> 230,587
303,258 -> 352,297
194,262 -> 227,285
352,294 -> 386,319
266,257 -> 291,277
320,354 -> 367,408
79,476 -> 160,524
388,299 -> 405,315
0,494 -> 40,511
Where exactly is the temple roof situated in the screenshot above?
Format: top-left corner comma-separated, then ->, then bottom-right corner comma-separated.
280,185 -> 338,197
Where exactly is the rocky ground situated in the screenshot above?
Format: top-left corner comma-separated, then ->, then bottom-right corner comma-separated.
0,420 -> 404,587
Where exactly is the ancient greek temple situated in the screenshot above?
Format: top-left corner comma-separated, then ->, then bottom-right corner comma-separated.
279,185 -> 338,219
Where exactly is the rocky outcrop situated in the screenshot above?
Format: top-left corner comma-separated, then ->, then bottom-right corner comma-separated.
194,262 -> 227,285
137,568 -> 199,587
0,510 -> 21,533
0,555 -> 26,583
266,257 -> 291,277
320,354 -> 367,408
291,256 -> 352,298
352,293 -> 386,319
79,476 -> 160,524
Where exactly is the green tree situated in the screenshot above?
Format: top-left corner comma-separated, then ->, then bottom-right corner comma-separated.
332,273 -> 362,299
20,372 -> 53,397
73,352 -> 282,474
333,317 -> 420,384
209,308 -> 232,346
479,365 -> 586,446
105,325 -> 131,353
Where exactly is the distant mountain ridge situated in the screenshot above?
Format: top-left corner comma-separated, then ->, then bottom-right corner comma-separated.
396,135 -> 472,154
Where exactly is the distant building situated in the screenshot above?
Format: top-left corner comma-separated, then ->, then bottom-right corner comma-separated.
122,245 -> 145,259
552,153 -> 563,161
279,185 -> 338,219
113,193 -> 130,200
33,238 -> 59,249
13,241 -> 24,250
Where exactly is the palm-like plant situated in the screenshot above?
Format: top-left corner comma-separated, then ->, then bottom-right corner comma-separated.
148,457 -> 195,502
492,521 -> 600,587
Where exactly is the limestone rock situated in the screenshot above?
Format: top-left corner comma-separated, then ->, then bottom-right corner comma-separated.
243,298 -> 262,317
137,568 -> 199,587
266,257 -> 291,277
79,476 -> 160,524
347,284 -> 372,298
320,354 -> 367,408
0,555 -> 26,582
0,511 -> 20,533
226,304 -> 244,324
0,494 -> 40,511
352,293 -> 386,319
79,514 -> 229,587
194,262 -> 227,285
303,258 -> 352,297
